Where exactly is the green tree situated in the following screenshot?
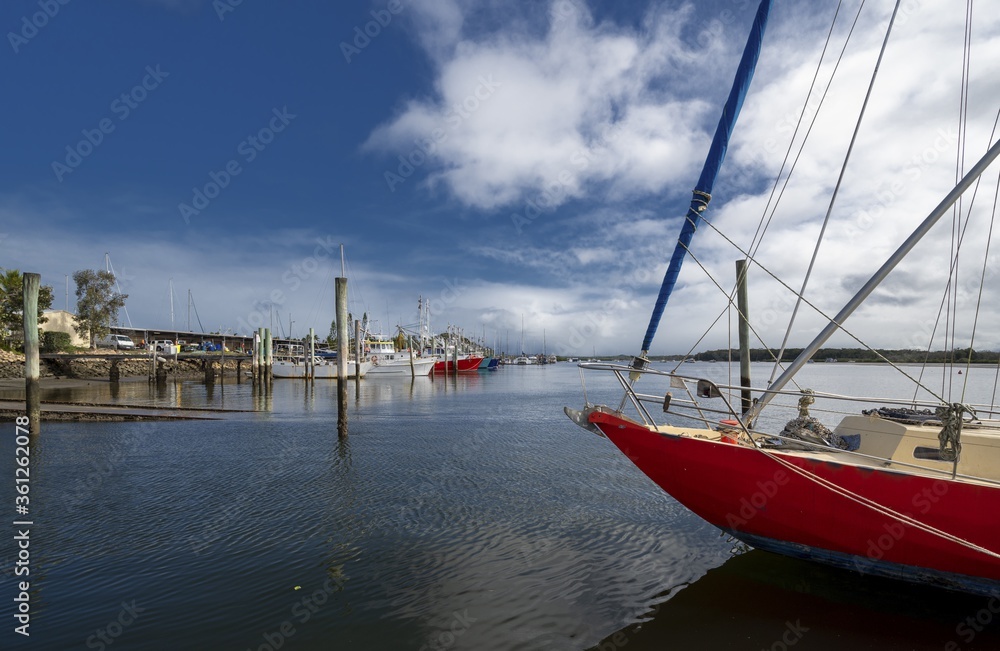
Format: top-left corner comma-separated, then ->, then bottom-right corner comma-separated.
326,319 -> 336,347
0,269 -> 54,349
73,269 -> 127,348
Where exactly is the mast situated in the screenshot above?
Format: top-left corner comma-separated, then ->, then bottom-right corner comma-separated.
747,136 -> 1000,421
636,0 -> 772,363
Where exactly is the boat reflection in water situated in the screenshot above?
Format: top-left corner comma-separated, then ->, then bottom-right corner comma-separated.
589,550 -> 1000,651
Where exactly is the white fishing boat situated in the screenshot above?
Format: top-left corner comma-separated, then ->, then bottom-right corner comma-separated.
365,336 -> 435,376
271,345 -> 371,378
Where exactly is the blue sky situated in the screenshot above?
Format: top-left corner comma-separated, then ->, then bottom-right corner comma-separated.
3,0 -> 1000,355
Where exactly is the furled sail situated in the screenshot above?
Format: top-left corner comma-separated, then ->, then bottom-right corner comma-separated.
638,0 -> 772,356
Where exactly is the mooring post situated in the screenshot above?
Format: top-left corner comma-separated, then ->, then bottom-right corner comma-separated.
109,359 -> 120,383
355,319 -> 363,386
406,330 -> 415,379
736,259 -> 753,417
335,275 -> 349,437
256,328 -> 264,385
336,278 -> 348,383
22,273 -> 40,434
308,327 -> 315,381
264,328 -> 273,386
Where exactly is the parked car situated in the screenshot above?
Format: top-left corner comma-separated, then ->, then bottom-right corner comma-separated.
148,339 -> 177,353
97,334 -> 136,350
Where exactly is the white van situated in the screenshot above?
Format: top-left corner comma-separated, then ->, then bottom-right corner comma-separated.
98,334 -> 136,350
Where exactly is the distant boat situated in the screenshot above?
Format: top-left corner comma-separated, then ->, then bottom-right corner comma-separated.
514,356 -> 530,365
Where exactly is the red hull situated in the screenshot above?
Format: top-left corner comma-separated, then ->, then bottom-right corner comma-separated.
432,356 -> 484,374
589,410 -> 1000,592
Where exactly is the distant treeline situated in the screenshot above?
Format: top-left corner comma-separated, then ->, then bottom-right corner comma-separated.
656,348 -> 1000,364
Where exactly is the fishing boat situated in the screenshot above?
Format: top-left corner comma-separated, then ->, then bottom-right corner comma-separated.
365,336 -> 435,376
271,344 -> 371,378
566,1 -> 1000,596
431,354 -> 485,374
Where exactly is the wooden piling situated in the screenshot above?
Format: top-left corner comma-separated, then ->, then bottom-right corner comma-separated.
405,329 -> 415,379
264,328 -> 272,386
22,273 -> 40,434
252,331 -> 260,384
335,276 -> 349,437
109,359 -> 120,383
736,259 -> 752,417
354,319 -> 362,385
336,278 -> 348,382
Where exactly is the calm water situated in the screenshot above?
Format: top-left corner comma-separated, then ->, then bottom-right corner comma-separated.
2,363 -> 1000,650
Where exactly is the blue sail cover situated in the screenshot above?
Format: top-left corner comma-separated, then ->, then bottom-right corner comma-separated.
639,0 -> 772,353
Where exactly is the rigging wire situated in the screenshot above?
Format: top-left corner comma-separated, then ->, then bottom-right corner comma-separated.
963,112 -> 1000,403
964,167 -> 1000,403
672,242 -> 804,394
943,0 -> 975,398
954,0 -> 974,398
674,0 -> 851,379
912,4 -> 988,405
769,0 -> 902,384
697,215 -> 951,405
747,0 -> 853,261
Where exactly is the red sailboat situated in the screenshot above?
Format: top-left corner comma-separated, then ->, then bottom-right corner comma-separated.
567,0 -> 1000,596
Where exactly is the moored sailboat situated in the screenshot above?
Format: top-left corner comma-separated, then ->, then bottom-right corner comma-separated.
566,0 -> 1000,596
